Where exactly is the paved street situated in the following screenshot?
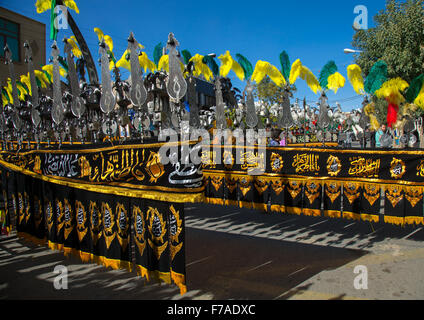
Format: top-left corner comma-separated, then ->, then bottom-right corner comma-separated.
1,203 -> 424,300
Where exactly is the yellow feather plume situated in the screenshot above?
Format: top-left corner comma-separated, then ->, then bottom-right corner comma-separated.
34,70 -> 50,88
94,27 -> 104,41
16,83 -> 27,101
2,92 -> 9,106
299,66 -> 321,94
63,0 -> 79,14
252,61 -> 286,87
139,52 -> 156,74
190,54 -> 213,82
20,74 -> 32,96
67,36 -> 82,58
4,85 -> 13,104
35,0 -> 51,13
413,85 -> 424,110
42,64 -> 67,78
364,103 -> 380,130
289,59 -> 303,85
327,72 -> 346,94
218,51 -> 245,81
35,0 -> 79,14
347,64 -> 365,95
116,50 -> 131,71
375,78 -> 409,105
369,114 -> 380,131
158,55 -> 169,72
103,35 -> 113,52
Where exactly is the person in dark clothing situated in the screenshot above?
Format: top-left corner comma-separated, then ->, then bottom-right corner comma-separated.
269,128 -> 282,147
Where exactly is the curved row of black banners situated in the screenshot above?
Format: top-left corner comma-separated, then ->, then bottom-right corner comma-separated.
0,140 -> 204,295
1,141 -> 424,294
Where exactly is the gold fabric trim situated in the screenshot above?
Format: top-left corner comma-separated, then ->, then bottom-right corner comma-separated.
254,179 -> 269,196
303,208 -> 322,217
405,186 -> 424,208
0,159 -> 204,203
325,182 -> 341,204
305,182 -> 321,204
169,205 -> 183,261
287,181 -> 302,200
385,186 -> 404,208
324,210 -> 341,219
363,184 -> 381,206
343,182 -> 361,205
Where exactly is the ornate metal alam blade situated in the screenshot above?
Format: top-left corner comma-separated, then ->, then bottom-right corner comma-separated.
245,81 -> 258,129
99,40 -> 116,115
166,33 -> 187,101
278,89 -> 294,129
128,32 -> 147,110
24,41 -> 39,107
62,4 -> 99,84
318,92 -> 330,129
51,41 -> 64,126
4,44 -> 20,110
215,77 -> 227,130
4,44 -> 23,132
187,76 -> 200,128
64,39 -> 86,119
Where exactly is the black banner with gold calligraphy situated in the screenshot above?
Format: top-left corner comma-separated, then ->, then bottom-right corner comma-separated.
203,145 -> 424,227
0,139 -> 196,294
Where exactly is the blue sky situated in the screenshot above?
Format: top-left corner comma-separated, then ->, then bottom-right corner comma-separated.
1,0 -> 387,111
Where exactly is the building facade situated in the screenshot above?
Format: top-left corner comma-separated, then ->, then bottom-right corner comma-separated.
0,7 -> 46,85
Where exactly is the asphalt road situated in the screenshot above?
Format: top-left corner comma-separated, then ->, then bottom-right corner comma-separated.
1,203 -> 424,300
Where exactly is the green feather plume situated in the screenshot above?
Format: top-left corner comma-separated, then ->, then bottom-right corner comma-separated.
235,53 -> 253,80
202,55 -> 219,77
279,51 -> 291,82
319,61 -> 338,90
153,42 -> 163,67
405,74 -> 424,103
181,50 -> 192,65
364,60 -> 387,94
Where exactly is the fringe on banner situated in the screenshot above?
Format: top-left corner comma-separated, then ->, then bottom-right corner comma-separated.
135,265 -> 187,295
384,216 -> 405,226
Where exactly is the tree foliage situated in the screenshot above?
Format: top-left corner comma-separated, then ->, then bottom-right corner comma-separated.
253,76 -> 296,108
352,0 -> 424,84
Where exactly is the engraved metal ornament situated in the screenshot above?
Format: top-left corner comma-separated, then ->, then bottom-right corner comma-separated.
51,42 -> 65,126
65,11 -> 99,84
102,119 -> 118,136
245,81 -> 258,129
380,133 -> 393,148
24,41 -> 42,128
215,77 -> 227,130
64,40 -> 86,119
99,41 -> 116,115
166,33 -> 187,101
404,117 -> 415,133
187,76 -> 200,128
24,41 -> 39,107
128,33 -> 147,109
278,89 -> 294,129
358,97 -> 370,130
4,44 -> 20,110
317,93 -> 330,129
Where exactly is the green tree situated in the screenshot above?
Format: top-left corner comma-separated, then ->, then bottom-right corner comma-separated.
254,76 -> 296,107
352,0 -> 424,83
